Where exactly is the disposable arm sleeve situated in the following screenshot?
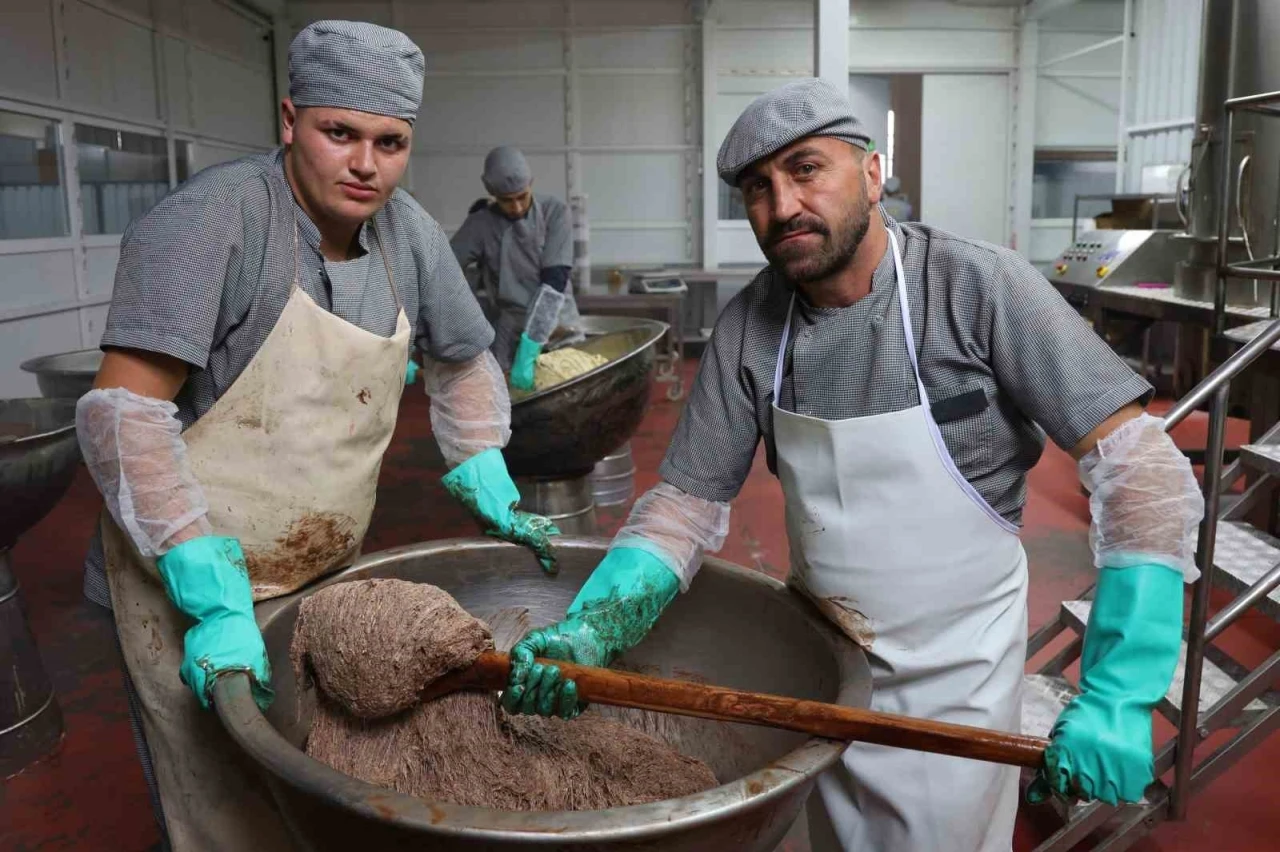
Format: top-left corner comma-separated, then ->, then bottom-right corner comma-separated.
425,350 -> 512,468
75,387 -> 213,558
610,482 -> 731,591
1080,412 -> 1205,581
523,284 -> 567,344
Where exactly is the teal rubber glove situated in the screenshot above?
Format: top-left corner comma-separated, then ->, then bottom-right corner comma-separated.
155,536 -> 273,712
441,447 -> 560,573
1028,562 -> 1183,806
503,546 -> 680,719
510,333 -> 542,392
405,358 -> 420,386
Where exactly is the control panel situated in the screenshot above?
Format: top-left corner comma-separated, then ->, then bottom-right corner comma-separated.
1048,230 -> 1176,289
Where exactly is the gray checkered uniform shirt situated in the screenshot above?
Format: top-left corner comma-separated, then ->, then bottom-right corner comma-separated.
660,215 -> 1153,524
84,148 -> 494,607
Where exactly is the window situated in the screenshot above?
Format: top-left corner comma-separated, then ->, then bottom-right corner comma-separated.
75,125 -> 170,235
0,110 -> 69,240
1032,152 -> 1117,220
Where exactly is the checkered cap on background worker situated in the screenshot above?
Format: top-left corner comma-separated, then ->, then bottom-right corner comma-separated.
450,145 -> 581,390
504,78 -> 1203,851
74,20 -> 557,849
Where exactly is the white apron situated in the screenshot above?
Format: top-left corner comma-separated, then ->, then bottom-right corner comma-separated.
776,231 -> 1029,852
102,223 -> 409,851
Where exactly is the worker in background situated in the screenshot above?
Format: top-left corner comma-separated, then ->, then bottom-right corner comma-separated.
450,146 -> 582,391
505,78 -> 1202,851
880,175 -> 915,222
74,21 -> 557,850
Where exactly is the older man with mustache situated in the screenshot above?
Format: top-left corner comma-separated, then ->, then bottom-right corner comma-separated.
504,78 -> 1203,851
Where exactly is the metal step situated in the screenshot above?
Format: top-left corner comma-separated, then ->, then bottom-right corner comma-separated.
1023,674 -> 1076,739
1061,601 -> 1268,719
1214,521 -> 1280,621
1239,443 -> 1280,478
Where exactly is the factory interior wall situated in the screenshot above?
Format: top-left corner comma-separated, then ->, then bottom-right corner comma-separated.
0,0 -> 277,398
286,0 -> 701,275
1030,0 -> 1126,272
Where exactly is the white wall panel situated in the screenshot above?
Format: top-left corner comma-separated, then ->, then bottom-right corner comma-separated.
716,30 -> 811,76
83,245 -> 122,298
922,74 -> 1011,246
0,1 -> 59,103
164,37 -> 196,130
1036,26 -> 1123,149
64,0 -> 160,121
186,0 -> 273,70
191,140 -> 260,171
189,48 -> 277,146
418,78 -> 566,147
848,29 -> 1015,71
0,311 -> 85,398
397,1 -> 565,30
1124,0 -> 1202,189
287,2 -> 393,30
414,31 -> 564,71
79,302 -> 112,347
578,76 -> 686,146
0,249 -> 78,311
848,75 -> 891,152
573,0 -> 688,28
576,31 -> 685,69
589,228 -> 690,264
580,154 -> 686,222
715,0 -> 812,28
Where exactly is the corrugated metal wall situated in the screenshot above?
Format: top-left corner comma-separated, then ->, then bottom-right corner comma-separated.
1123,0 -> 1204,191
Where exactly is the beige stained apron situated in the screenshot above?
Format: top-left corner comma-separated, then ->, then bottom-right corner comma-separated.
102,224 -> 409,851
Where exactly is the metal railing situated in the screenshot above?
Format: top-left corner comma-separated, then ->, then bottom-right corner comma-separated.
1165,86 -> 1280,820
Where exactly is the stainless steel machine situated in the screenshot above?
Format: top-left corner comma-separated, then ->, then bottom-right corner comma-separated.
1048,229 -> 1178,289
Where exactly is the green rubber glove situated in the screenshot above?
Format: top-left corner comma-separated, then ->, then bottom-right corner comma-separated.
405,358 -> 420,386
510,333 -> 542,392
441,447 -> 560,573
503,547 -> 680,719
155,536 -> 273,712
1028,562 -> 1183,806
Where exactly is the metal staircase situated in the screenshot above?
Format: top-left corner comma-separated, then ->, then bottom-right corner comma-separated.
1021,90 -> 1280,851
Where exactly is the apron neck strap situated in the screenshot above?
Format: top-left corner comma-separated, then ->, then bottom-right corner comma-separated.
771,227 -> 928,409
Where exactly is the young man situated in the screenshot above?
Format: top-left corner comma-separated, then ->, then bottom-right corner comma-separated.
76,21 -> 556,849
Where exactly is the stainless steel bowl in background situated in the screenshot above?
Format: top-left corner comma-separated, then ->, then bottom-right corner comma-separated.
19,350 -> 103,400
505,318 -> 667,480
215,538 -> 870,851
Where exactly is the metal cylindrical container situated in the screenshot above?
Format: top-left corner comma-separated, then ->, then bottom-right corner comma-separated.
515,475 -> 597,535
0,549 -> 64,778
590,442 -> 636,507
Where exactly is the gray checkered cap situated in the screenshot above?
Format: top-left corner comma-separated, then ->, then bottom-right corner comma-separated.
289,21 -> 425,123
717,78 -> 871,185
482,146 -> 533,196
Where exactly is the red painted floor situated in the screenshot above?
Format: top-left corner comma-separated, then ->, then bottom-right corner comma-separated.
2,364 -> 1277,851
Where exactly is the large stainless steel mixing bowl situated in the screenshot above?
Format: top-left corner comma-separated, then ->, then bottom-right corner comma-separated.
1,398 -> 79,776
215,538 -> 869,851
19,350 -> 102,400
0,398 -> 81,548
505,319 -> 667,479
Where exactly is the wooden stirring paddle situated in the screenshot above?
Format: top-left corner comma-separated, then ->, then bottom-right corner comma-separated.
423,651 -> 1047,769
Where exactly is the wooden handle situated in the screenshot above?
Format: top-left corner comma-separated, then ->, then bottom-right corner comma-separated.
424,651 -> 1048,769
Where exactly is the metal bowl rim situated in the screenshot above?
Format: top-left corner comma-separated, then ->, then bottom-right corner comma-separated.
512,318 -> 668,407
0,398 -> 78,444
19,349 -> 103,377
216,536 -> 860,841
